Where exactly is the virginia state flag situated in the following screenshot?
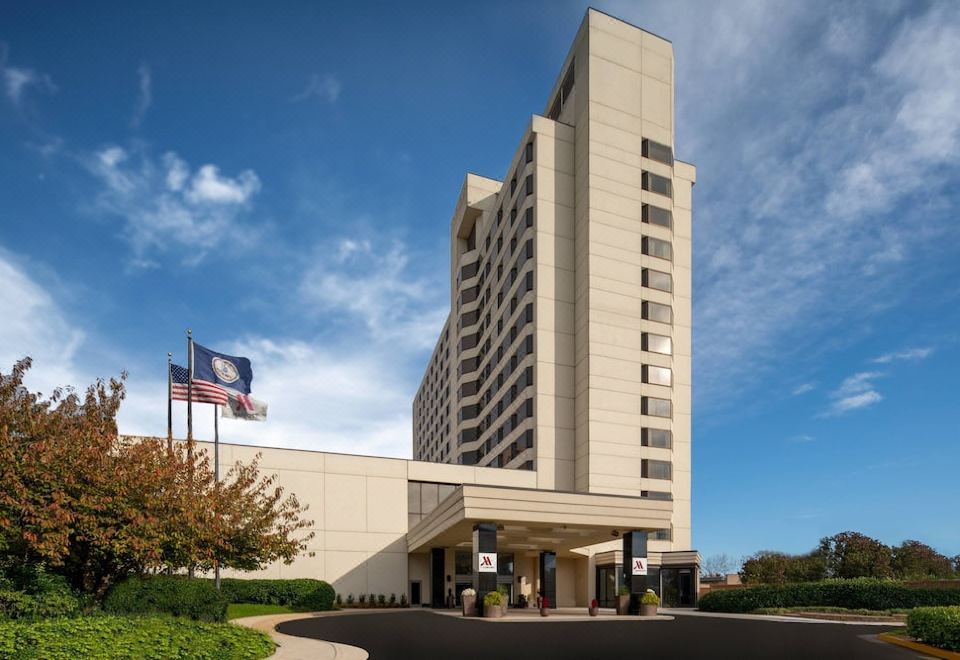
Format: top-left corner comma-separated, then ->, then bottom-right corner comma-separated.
191,343 -> 253,395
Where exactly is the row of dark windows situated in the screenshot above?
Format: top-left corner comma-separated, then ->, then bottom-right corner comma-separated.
547,59 -> 575,121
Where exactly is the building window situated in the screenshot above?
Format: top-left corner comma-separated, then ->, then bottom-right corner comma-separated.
525,175 -> 534,196
649,526 -> 673,541
642,138 -> 674,166
525,142 -> 534,163
642,236 -> 672,261
642,459 -> 673,480
548,59 -> 575,120
642,268 -> 673,293
642,365 -> 672,387
642,204 -> 672,229
642,332 -> 672,355
642,172 -> 672,198
642,396 -> 672,418
642,301 -> 672,324
641,428 -> 673,449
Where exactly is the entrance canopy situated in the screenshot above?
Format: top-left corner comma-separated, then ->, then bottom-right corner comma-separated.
407,484 -> 672,556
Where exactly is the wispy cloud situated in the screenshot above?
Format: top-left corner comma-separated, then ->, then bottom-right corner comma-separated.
291,73 -> 341,104
606,1 -> 960,412
130,63 -> 152,128
786,434 -> 815,444
0,43 -> 56,107
299,237 -> 447,350
792,383 -> 816,396
824,371 -> 884,416
872,347 -> 934,364
85,144 -> 261,266
0,250 -> 84,396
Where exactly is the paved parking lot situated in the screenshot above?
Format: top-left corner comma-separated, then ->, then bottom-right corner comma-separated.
277,609 -> 920,660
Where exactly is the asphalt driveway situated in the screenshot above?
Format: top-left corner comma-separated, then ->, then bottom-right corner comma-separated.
277,610 -> 920,660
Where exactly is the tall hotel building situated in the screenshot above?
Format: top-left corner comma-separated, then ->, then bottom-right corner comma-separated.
414,9 -> 693,543
178,9 -> 698,611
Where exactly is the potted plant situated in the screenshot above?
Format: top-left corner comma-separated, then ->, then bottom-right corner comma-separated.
540,596 -> 550,617
640,589 -> 659,616
616,586 -> 631,615
497,584 -> 510,615
483,591 -> 504,618
461,588 -> 477,616
588,598 -> 599,616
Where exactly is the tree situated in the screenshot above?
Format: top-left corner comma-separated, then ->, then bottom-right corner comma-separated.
891,540 -> 954,580
740,551 -> 791,584
702,553 -> 736,577
0,359 -> 314,597
817,531 -> 893,579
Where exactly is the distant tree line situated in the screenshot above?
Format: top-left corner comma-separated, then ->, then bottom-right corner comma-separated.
736,532 -> 959,584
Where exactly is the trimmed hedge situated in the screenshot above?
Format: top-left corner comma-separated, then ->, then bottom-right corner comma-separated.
699,579 -> 960,613
0,615 -> 274,660
907,606 -> 960,652
217,579 -> 335,611
104,576 -> 228,622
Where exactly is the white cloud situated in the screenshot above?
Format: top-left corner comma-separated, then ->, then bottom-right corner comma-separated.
828,390 -> 883,415
130,63 -> 152,128
0,251 -> 84,396
86,144 -> 261,265
605,1 -> 960,411
791,383 -> 816,396
786,434 -> 815,444
872,347 -> 934,364
824,371 -> 884,416
300,237 -> 447,350
291,73 -> 341,103
185,165 -> 261,205
2,66 -> 56,106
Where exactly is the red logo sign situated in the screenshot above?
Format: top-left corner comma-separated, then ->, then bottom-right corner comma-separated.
632,557 -> 648,576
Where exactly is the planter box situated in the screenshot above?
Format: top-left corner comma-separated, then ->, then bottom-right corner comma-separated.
616,595 -> 631,615
588,607 -> 599,617
461,595 -> 476,617
640,603 -> 658,617
484,605 -> 503,618
540,607 -> 549,617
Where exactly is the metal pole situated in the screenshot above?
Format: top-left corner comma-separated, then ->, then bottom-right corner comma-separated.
166,352 -> 173,452
214,403 -> 221,591
186,329 -> 194,462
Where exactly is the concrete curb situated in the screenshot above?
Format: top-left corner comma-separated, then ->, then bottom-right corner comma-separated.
878,632 -> 960,659
233,612 -> 369,660
429,608 -> 673,622
662,608 -> 906,627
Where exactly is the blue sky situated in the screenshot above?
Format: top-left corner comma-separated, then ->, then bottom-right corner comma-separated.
1,1 -> 958,564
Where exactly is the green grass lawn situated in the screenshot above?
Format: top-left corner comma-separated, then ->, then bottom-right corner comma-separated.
227,603 -> 299,620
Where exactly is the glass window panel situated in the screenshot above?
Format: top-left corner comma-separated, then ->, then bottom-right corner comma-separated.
642,236 -> 672,261
642,428 -> 673,449
642,396 -> 672,418
642,204 -> 673,229
643,365 -> 672,387
643,268 -> 673,293
642,301 -> 672,324
642,333 -> 672,355
642,139 -> 674,165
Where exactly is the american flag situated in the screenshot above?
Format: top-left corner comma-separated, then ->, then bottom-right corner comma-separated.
170,363 -> 228,406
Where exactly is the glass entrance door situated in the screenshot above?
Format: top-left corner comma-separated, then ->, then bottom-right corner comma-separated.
595,566 -> 622,607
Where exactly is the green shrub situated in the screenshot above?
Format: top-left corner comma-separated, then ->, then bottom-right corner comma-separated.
483,591 -> 503,607
104,576 -> 228,622
699,578 -> 960,613
293,582 -> 335,612
617,586 -> 630,596
217,578 -> 332,607
0,589 -> 80,620
907,606 -> 960,652
0,615 -> 273,659
641,590 -> 660,605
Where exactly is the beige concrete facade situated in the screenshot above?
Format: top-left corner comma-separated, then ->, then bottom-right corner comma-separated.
171,8 -> 699,612
412,8 -> 694,554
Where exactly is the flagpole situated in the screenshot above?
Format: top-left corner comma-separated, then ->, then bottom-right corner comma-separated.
186,329 -> 194,462
214,403 -> 221,591
166,352 -> 173,452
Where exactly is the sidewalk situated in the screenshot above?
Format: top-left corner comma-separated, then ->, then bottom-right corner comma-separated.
233,612 -> 370,660
430,606 -> 673,622
660,608 -> 907,627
